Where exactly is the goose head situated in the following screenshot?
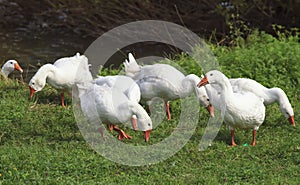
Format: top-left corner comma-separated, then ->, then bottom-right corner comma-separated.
1,60 -> 23,77
196,87 -> 214,117
280,105 -> 295,127
197,70 -> 226,87
29,77 -> 46,98
129,103 -> 152,142
28,64 -> 54,98
131,115 -> 152,142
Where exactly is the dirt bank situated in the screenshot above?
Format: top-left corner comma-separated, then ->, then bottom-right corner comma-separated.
1,0 -> 299,42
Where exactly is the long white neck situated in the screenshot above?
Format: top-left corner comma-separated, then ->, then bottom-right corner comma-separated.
181,74 -> 200,97
1,67 -> 12,77
1,69 -> 9,77
34,64 -> 57,83
217,75 -> 235,105
267,87 -> 289,105
131,102 -> 149,120
268,87 -> 293,117
204,84 -> 221,110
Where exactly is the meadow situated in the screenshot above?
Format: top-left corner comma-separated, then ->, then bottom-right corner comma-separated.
0,30 -> 299,184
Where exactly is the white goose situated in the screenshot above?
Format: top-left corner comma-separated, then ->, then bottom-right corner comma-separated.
78,83 -> 152,141
204,77 -> 295,126
1,60 -> 23,77
229,78 -> 295,126
198,70 -> 266,146
29,53 -> 93,107
124,53 -> 213,120
92,75 -> 141,130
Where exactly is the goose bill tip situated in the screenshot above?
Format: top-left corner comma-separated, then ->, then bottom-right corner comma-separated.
29,86 -> 36,98
288,116 -> 295,127
144,130 -> 151,142
206,104 -> 214,117
14,63 -> 23,73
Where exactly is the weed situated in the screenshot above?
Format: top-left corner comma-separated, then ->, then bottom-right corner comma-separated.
0,30 -> 299,184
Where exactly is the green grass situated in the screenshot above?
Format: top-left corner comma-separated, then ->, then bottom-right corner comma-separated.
0,31 -> 299,184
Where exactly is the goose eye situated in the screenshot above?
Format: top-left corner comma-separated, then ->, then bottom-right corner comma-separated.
10,62 -> 13,64
207,98 -> 210,101
32,82 -> 35,85
148,123 -> 151,126
210,73 -> 213,76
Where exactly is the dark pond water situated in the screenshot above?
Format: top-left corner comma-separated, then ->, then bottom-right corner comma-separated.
0,28 -> 182,81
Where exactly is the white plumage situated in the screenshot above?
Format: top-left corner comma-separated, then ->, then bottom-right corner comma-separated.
124,53 -> 213,120
78,83 -> 152,141
204,77 -> 295,126
229,78 -> 295,126
29,53 -> 93,107
92,75 -> 141,103
198,70 -> 266,146
1,60 -> 23,77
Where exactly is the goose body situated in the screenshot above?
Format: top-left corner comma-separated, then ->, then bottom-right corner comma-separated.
229,78 -> 295,126
198,70 -> 266,146
124,53 -> 212,120
204,78 -> 295,126
92,75 -> 141,103
78,83 -> 152,141
1,60 -> 23,77
29,53 -> 93,107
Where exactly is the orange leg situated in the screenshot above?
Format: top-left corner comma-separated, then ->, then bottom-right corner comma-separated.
165,101 -> 171,120
230,130 -> 237,146
60,92 -> 66,108
117,129 -> 132,140
108,124 -> 114,131
108,124 -> 132,140
250,130 -> 257,146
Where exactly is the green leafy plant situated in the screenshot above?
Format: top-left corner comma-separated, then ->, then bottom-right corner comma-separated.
0,29 -> 299,184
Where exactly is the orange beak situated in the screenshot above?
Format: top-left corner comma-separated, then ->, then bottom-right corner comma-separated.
144,130 -> 151,142
29,86 -> 36,98
206,104 -> 214,117
14,62 -> 23,73
288,115 -> 295,127
197,76 -> 209,88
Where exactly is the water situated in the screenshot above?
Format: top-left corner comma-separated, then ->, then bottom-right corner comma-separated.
0,28 -> 182,81
0,28 -> 93,81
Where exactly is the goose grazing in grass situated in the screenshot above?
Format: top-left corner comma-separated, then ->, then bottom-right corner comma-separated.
92,75 -> 141,130
229,78 -> 295,126
1,60 -> 23,77
29,53 -> 93,107
204,77 -> 295,127
78,83 -> 152,141
124,53 -> 213,120
198,70 -> 266,146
